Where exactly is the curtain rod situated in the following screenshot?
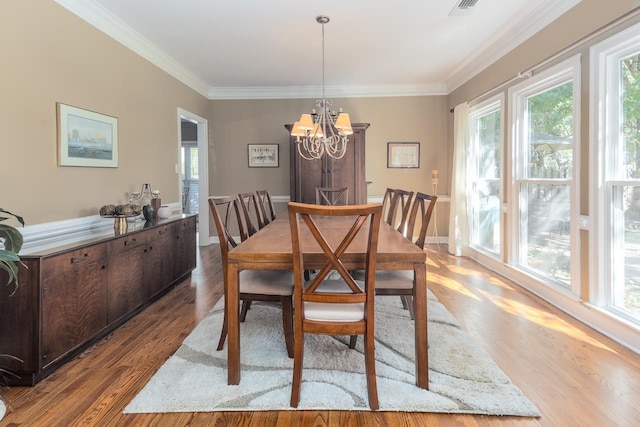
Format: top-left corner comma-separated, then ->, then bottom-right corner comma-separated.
449,5 -> 640,113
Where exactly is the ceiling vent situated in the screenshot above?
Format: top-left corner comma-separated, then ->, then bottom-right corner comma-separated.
449,0 -> 480,16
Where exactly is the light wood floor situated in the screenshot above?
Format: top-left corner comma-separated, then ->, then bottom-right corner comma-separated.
2,243 -> 640,426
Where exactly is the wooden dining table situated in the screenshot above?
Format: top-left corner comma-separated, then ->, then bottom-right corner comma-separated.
225,213 -> 429,389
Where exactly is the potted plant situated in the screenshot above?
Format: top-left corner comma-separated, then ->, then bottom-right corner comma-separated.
0,208 -> 24,420
0,208 -> 24,292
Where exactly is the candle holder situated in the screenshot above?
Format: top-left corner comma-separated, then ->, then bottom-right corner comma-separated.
130,183 -> 160,221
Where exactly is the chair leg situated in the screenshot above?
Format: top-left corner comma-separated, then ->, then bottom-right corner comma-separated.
281,297 -> 294,358
239,300 -> 251,322
216,308 -> 228,351
364,330 -> 379,410
290,327 -> 304,407
403,295 -> 415,320
349,335 -> 358,349
400,295 -> 408,309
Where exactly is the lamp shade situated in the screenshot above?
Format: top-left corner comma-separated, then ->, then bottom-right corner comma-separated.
299,114 -> 314,130
334,113 -> 351,129
291,122 -> 307,137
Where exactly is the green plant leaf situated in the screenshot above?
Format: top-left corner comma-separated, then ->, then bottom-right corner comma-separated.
0,208 -> 25,226
0,253 -> 19,287
0,223 -> 24,253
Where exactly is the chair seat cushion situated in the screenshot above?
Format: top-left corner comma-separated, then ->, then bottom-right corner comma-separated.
303,279 -> 365,322
351,270 -> 414,289
239,270 -> 293,296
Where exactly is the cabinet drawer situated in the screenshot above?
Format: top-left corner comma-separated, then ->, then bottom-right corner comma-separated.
42,244 -> 107,280
107,233 -> 145,254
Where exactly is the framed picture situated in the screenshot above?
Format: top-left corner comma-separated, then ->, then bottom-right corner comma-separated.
387,142 -> 420,168
57,103 -> 118,167
248,144 -> 279,168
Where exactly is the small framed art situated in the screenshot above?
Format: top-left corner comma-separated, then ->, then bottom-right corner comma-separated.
57,103 -> 118,167
248,144 -> 279,167
387,142 -> 420,168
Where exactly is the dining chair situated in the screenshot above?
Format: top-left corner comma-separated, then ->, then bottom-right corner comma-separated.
375,192 -> 437,319
208,196 -> 294,358
315,187 -> 349,206
237,191 -> 261,239
385,189 -> 414,234
287,201 -> 383,410
256,189 -> 277,227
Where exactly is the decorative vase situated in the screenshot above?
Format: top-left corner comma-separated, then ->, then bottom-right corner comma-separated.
142,204 -> 155,221
157,206 -> 172,219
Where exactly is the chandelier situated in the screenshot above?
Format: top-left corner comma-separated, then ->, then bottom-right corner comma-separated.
290,16 -> 353,160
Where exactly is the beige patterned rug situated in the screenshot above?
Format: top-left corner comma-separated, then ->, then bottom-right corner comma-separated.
125,292 -> 539,416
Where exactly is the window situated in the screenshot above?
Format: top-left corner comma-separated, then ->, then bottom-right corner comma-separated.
468,96 -> 503,256
509,56 -> 580,294
591,22 -> 640,324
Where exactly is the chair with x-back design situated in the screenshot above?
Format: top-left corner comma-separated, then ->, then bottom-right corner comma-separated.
315,187 -> 349,206
208,196 -> 294,358
287,201 -> 383,410
237,191 -> 261,240
375,192 -> 437,319
256,189 -> 277,227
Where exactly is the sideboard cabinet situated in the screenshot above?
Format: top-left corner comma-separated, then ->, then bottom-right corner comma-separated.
0,215 -> 196,385
286,123 -> 370,204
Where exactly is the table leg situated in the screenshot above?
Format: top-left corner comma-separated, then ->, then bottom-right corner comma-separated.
414,261 -> 429,389
227,263 -> 240,384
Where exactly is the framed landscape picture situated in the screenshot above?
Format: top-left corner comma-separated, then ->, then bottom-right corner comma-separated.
57,103 -> 118,167
248,144 -> 279,167
387,142 -> 420,168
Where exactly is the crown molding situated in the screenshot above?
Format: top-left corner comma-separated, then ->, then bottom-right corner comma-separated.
208,83 -> 448,100
445,0 -> 582,92
54,0 -> 210,97
56,0 -> 580,99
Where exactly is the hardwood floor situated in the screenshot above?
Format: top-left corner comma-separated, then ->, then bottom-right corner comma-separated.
2,243 -> 640,426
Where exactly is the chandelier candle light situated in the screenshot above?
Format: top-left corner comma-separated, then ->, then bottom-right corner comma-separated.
291,16 -> 353,160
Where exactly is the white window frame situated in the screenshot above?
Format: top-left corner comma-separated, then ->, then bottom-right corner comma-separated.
508,54 -> 581,297
590,21 -> 640,324
468,94 -> 504,260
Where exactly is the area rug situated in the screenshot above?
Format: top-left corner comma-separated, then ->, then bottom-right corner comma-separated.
124,292 -> 539,416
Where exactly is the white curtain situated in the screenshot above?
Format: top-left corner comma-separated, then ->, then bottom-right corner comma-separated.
448,102 -> 470,256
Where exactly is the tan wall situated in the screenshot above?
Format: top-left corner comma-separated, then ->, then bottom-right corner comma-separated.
0,1 -> 209,226
209,96 -> 448,199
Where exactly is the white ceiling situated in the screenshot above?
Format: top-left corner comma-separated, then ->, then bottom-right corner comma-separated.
55,0 -> 581,99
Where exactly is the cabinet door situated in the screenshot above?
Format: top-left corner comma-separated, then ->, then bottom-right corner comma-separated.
146,224 -> 174,297
174,216 -> 197,280
297,156 -> 324,204
106,235 -> 147,324
41,245 -> 107,368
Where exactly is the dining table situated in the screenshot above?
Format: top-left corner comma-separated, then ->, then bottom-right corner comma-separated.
225,213 -> 429,389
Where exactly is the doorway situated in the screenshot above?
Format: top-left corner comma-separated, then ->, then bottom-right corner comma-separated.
178,108 -> 209,246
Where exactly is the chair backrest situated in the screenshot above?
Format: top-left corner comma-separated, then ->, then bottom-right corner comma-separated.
315,187 -> 349,206
381,188 -> 395,219
256,189 -> 277,226
405,192 -> 438,249
385,189 -> 414,233
237,192 -> 261,239
288,202 -> 383,312
207,196 -> 245,269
